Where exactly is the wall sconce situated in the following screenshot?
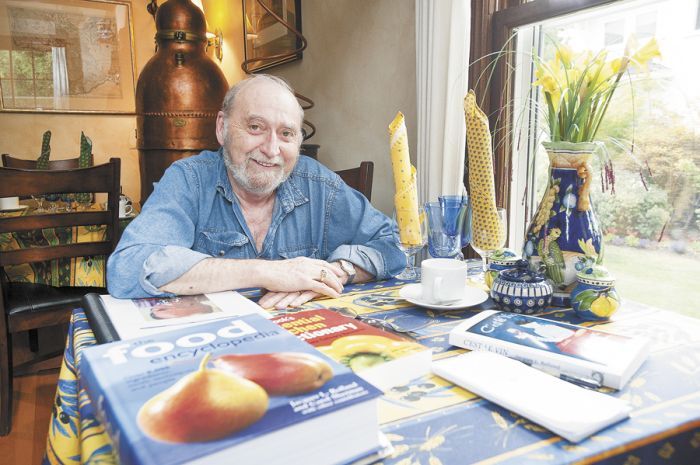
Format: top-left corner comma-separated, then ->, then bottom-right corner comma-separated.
191,0 -> 223,62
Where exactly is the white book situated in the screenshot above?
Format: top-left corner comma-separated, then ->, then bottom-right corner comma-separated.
433,351 -> 632,442
448,310 -> 650,390
83,291 -> 270,341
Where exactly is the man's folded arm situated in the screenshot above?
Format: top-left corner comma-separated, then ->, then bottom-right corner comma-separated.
326,186 -> 405,280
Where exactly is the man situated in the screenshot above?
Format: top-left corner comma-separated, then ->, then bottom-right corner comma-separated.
107,74 -> 404,309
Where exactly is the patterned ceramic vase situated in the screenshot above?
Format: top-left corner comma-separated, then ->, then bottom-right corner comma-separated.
484,248 -> 520,289
571,265 -> 620,321
490,260 -> 553,314
523,141 -> 604,297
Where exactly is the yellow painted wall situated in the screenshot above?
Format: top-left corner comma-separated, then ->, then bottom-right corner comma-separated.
0,0 -> 246,206
0,0 -> 415,216
271,0 -> 416,215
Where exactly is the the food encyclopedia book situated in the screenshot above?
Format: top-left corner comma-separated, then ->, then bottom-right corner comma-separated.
81,314 -> 384,465
449,310 -> 650,390
271,309 -> 432,391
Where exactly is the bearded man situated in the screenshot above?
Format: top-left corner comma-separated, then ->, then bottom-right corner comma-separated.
107,74 -> 404,309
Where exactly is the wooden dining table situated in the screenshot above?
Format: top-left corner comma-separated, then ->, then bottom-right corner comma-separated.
41,265 -> 700,465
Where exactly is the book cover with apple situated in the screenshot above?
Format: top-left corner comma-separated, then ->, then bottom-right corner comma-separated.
271,309 -> 433,391
81,314 -> 384,465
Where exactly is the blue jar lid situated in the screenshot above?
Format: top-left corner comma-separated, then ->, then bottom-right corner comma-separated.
498,260 -> 547,284
487,248 -> 520,266
576,265 -> 615,284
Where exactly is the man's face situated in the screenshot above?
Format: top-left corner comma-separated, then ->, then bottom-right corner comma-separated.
150,300 -> 212,319
216,80 -> 303,195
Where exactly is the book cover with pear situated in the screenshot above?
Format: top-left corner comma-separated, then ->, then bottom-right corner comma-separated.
81,314 -> 384,465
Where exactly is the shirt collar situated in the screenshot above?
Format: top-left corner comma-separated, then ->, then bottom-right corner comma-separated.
214,148 -> 309,212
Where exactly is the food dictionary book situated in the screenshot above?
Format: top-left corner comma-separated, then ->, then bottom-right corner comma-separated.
80,314 -> 384,465
449,310 -> 649,389
271,309 -> 432,391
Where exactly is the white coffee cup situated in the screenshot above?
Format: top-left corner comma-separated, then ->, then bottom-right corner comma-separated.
119,197 -> 133,217
421,258 -> 468,304
0,196 -> 20,210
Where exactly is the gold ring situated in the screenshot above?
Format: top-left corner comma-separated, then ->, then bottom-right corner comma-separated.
320,269 -> 328,283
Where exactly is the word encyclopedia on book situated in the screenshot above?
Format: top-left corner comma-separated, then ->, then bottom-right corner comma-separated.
81,314 -> 384,465
449,310 -> 650,389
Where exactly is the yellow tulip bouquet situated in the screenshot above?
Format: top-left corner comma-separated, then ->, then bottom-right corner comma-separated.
532,37 -> 661,144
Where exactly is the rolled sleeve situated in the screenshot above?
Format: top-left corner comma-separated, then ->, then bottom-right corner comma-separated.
328,244 -> 386,279
141,246 -> 211,295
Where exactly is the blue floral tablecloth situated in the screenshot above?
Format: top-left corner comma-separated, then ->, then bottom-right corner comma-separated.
43,279 -> 700,465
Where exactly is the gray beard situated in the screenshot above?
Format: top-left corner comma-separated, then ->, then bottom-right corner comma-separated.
222,145 -> 291,195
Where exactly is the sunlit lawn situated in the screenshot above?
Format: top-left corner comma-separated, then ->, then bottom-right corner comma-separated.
604,244 -> 700,319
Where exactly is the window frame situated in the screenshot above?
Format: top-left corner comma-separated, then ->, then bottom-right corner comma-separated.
467,0 -> 619,250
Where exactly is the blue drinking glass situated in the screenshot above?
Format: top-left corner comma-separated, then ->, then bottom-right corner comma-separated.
438,195 -> 471,258
425,201 -> 461,259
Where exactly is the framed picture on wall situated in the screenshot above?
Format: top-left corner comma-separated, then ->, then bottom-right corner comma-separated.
242,0 -> 304,73
0,0 -> 136,114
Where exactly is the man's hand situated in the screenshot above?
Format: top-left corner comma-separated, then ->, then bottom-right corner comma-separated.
259,290 -> 321,309
259,257 -> 344,294
258,260 -> 346,309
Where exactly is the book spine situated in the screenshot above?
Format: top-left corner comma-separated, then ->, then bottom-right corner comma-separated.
448,332 -> 620,389
82,293 -> 121,343
81,357 -> 146,465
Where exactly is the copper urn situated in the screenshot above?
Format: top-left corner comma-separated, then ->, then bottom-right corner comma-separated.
136,0 -> 228,204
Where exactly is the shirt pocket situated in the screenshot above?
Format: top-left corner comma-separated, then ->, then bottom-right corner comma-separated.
197,230 -> 250,257
278,244 -> 319,260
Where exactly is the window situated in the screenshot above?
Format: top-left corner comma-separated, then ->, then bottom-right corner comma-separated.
0,42 -> 54,109
506,0 -> 699,318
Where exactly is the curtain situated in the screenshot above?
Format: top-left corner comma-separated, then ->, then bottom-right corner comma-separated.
415,0 -> 471,203
52,46 -> 69,109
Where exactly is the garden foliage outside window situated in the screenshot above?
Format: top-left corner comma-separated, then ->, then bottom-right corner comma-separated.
505,0 -> 699,317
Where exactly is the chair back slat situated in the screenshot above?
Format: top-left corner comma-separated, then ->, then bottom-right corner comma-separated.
0,211 -> 112,234
0,242 -> 113,267
0,164 -> 117,198
2,153 -> 91,170
335,161 -> 374,201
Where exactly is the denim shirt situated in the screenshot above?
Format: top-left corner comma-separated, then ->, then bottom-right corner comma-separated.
107,150 -> 405,298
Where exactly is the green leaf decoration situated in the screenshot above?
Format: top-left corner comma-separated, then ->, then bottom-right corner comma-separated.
75,132 -> 93,204
573,289 -> 598,310
79,131 -> 92,168
36,130 -> 51,169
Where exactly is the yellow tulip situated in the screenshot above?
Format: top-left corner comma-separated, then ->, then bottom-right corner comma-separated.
555,44 -> 574,67
531,36 -> 661,143
631,38 -> 661,70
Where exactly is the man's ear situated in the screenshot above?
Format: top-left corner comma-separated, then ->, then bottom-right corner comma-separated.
215,111 -> 226,146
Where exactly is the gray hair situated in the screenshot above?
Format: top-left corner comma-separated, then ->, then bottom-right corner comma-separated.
221,74 -> 304,125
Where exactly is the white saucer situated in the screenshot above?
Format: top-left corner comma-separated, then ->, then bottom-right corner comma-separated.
119,213 -> 136,219
399,283 -> 488,310
0,205 -> 29,212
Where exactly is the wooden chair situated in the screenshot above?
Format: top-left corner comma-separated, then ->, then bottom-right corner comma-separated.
335,161 -> 374,201
0,159 -> 121,436
2,153 -> 93,170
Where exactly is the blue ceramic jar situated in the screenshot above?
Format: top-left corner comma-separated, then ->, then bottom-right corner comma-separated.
490,260 -> 554,314
571,265 -> 620,321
